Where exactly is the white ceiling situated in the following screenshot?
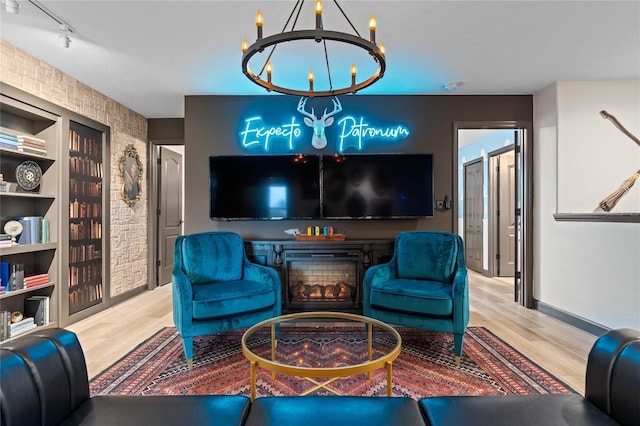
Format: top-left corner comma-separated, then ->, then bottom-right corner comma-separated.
1,1 -> 639,118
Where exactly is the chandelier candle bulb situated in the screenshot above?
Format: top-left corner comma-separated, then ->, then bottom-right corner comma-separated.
315,0 -> 323,29
266,62 -> 272,84
256,10 -> 263,39
351,64 -> 357,86
308,70 -> 314,91
379,42 -> 385,54
241,39 -> 248,53
369,15 -> 376,43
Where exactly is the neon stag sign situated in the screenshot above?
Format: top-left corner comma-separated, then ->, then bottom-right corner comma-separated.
239,97 -> 410,152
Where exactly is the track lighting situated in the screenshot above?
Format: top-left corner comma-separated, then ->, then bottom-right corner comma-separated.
59,24 -> 71,48
2,0 -> 20,14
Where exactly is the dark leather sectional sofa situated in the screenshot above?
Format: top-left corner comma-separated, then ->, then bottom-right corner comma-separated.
1,327 -> 638,426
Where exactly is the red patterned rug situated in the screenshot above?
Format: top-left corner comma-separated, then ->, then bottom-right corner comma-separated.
90,326 -> 575,398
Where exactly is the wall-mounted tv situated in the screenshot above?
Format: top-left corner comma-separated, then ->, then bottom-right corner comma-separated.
209,155 -> 320,220
322,154 -> 433,218
209,154 -> 433,220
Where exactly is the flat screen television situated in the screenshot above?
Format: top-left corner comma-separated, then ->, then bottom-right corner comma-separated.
322,154 -> 434,218
209,153 -> 433,220
209,155 -> 320,220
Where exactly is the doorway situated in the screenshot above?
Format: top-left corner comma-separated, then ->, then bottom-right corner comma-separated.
148,144 -> 184,287
455,124 -> 532,307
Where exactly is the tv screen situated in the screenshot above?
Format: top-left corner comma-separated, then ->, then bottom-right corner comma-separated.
322,154 -> 434,218
209,155 -> 320,219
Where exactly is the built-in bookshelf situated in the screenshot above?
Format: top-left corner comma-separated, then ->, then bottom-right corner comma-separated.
0,85 -> 111,337
67,121 -> 105,315
0,92 -> 60,340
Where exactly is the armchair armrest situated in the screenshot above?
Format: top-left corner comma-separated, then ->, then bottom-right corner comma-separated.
362,261 -> 398,314
451,267 -> 469,334
172,267 -> 193,331
242,260 -> 282,307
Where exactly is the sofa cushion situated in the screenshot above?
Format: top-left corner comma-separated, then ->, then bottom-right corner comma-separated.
192,279 -> 276,319
60,395 -> 251,426
419,394 -> 620,426
181,232 -> 243,284
370,278 -> 453,316
396,232 -> 458,282
245,396 -> 426,426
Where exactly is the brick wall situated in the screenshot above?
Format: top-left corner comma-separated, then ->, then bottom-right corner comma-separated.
1,40 -> 149,299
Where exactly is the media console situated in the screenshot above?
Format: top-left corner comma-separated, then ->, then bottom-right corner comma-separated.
245,239 -> 395,313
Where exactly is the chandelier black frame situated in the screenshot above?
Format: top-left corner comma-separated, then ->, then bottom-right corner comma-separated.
241,0 -> 386,97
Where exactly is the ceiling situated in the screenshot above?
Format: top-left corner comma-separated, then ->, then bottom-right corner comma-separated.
1,1 -> 638,118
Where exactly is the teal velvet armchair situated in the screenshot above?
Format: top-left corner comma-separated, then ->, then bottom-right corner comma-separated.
173,231 -> 282,366
363,231 -> 469,364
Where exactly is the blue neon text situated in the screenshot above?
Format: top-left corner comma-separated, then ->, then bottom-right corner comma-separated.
240,116 -> 302,151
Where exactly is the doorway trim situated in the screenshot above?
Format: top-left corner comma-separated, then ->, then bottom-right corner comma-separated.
453,121 -> 533,308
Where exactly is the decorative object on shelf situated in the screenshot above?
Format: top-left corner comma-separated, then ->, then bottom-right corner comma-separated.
10,311 -> 22,323
596,110 -> 640,212
0,173 -> 6,192
118,144 -> 143,207
3,220 -> 23,246
241,0 -> 386,97
15,160 -> 42,191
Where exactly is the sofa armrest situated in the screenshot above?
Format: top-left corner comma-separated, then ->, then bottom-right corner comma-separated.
584,328 -> 640,417
0,328 -> 90,426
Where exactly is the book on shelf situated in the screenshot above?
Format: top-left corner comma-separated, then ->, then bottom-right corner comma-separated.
0,234 -> 11,248
16,216 -> 49,245
0,262 -> 9,289
9,263 -> 24,291
24,273 -> 50,288
24,296 -> 50,326
9,317 -> 37,337
0,311 -> 10,341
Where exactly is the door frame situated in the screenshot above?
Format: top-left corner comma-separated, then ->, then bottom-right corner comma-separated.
147,139 -> 184,289
453,121 -> 533,308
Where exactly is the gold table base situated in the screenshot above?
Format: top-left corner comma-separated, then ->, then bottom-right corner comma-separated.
242,311 -> 402,401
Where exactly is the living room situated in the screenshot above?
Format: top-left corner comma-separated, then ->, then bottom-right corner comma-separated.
0,2 -> 639,424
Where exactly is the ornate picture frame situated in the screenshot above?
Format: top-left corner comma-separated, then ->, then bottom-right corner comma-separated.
118,144 -> 143,207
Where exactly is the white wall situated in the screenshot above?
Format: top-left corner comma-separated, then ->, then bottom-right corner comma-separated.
557,81 -> 640,213
534,81 -> 640,330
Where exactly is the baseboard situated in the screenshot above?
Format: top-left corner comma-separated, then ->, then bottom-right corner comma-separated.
110,285 -> 148,306
534,300 -> 609,336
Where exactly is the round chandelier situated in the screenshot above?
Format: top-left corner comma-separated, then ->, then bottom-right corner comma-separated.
241,0 -> 386,97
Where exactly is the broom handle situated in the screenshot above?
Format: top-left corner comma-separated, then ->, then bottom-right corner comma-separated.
600,110 -> 640,146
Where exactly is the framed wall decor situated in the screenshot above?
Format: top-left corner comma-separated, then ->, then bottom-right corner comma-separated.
119,144 -> 143,207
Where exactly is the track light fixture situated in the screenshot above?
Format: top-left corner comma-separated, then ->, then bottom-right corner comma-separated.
241,0 -> 386,97
26,0 -> 75,48
2,0 -> 20,14
59,23 -> 71,48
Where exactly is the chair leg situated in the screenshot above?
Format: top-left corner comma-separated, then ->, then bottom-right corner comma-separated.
181,336 -> 193,368
453,333 -> 464,366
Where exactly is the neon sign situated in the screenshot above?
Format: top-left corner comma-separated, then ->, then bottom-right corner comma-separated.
239,116 -> 303,151
239,106 -> 410,152
336,116 -> 410,152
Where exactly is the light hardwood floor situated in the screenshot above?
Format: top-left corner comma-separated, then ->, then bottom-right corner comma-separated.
67,270 -> 597,394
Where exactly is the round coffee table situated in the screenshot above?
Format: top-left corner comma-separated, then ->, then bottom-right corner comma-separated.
241,311 -> 402,400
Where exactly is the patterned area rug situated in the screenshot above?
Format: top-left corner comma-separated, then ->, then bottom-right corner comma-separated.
90,326 -> 575,398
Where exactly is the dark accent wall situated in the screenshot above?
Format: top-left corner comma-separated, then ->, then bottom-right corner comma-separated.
184,95 -> 532,240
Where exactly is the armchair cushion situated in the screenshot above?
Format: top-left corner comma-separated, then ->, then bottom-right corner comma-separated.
181,233 -> 243,284
397,232 -> 458,282
369,278 -> 453,316
192,279 -> 277,320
